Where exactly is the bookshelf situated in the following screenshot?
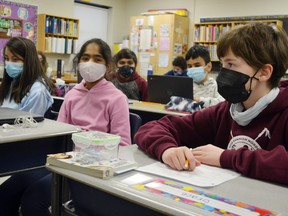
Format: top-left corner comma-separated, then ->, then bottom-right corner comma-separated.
193,20 -> 283,62
37,14 -> 79,54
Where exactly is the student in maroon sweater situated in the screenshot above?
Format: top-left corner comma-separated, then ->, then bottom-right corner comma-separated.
135,22 -> 288,185
108,48 -> 148,101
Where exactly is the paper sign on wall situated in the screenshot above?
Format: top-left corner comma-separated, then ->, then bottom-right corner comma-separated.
135,19 -> 144,26
148,16 -> 154,26
0,0 -> 38,63
160,24 -> 169,37
159,37 -> 170,51
139,28 -> 152,50
174,43 -> 182,55
158,53 -> 169,68
139,52 -> 150,63
130,32 -> 138,46
140,62 -> 149,76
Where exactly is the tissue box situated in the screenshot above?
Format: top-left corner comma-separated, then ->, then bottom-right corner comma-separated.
72,131 -> 121,161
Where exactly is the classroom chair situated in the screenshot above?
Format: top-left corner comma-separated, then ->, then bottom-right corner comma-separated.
129,112 -> 142,144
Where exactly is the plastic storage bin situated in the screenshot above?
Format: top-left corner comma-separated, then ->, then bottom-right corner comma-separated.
72,131 -> 121,161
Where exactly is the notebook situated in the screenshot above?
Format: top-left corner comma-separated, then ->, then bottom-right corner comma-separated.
147,75 -> 193,104
0,107 -> 45,125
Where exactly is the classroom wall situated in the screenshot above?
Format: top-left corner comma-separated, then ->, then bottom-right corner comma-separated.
11,0 -> 288,46
194,0 -> 288,21
124,0 -> 288,47
4,0 -> 288,74
123,0 -> 195,47
7,0 -> 74,16
2,0 -> 127,74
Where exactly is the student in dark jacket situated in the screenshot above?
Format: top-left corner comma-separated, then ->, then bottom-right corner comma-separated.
135,22 -> 288,185
108,48 -> 148,101
164,55 -> 187,76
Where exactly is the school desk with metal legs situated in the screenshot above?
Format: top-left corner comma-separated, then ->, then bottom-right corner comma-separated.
47,145 -> 288,216
0,118 -> 79,177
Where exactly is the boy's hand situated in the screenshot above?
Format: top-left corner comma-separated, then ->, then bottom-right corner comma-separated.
193,97 -> 200,102
162,146 -> 200,171
192,144 -> 224,167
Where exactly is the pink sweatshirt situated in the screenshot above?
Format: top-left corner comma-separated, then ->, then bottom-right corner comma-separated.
58,79 -> 131,146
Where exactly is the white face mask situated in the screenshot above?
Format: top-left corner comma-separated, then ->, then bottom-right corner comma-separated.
78,62 -> 106,82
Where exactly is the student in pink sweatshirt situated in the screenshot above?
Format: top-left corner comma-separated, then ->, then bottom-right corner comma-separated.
135,22 -> 288,185
0,38 -> 131,216
57,39 -> 130,145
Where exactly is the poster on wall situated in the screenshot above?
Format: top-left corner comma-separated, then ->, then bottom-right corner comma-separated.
0,0 -> 38,63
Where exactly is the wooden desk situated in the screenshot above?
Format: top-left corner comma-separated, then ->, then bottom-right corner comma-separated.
47,145 -> 288,216
0,118 -> 79,176
129,101 -> 188,124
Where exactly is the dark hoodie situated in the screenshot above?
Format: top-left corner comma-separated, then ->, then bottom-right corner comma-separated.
135,81 -> 288,185
110,72 -> 148,101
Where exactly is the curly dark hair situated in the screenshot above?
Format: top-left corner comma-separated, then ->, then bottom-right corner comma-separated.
172,56 -> 187,71
185,44 -> 210,64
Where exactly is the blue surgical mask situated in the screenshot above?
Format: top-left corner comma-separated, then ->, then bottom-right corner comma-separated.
5,61 -> 24,79
173,70 -> 183,76
187,67 -> 206,82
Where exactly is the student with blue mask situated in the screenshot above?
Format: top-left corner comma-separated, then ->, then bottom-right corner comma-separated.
164,56 -> 188,76
0,37 -> 55,216
186,44 -> 224,108
0,37 -> 55,114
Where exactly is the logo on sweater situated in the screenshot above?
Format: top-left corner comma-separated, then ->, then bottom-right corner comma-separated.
227,128 -> 271,150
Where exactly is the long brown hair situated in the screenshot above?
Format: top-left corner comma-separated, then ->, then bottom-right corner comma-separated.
38,50 -> 48,73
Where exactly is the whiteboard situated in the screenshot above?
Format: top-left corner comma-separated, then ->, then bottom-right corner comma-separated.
73,3 -> 108,50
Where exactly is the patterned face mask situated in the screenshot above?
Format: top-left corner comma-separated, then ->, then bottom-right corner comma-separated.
118,65 -> 135,78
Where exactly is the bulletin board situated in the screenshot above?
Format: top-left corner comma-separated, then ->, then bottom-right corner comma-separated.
0,0 -> 38,63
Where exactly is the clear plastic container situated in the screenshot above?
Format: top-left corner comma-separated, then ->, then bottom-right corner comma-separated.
72,131 -> 121,162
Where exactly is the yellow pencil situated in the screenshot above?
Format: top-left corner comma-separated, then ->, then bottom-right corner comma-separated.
184,159 -> 189,169
184,148 -> 193,169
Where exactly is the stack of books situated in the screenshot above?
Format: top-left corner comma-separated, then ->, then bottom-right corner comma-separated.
47,152 -> 138,179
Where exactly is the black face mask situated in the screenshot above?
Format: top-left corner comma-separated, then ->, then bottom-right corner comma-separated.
118,65 -> 135,78
216,68 -> 259,103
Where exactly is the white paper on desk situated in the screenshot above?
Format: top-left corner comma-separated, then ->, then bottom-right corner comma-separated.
136,162 -> 240,187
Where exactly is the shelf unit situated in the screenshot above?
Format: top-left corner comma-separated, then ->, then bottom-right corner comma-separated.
37,14 -> 79,54
193,20 -> 283,61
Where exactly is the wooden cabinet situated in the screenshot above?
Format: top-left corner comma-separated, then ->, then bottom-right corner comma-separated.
130,14 -> 189,76
193,20 -> 283,61
37,14 -> 79,54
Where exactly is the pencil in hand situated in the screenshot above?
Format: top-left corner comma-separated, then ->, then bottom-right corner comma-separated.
184,148 -> 193,169
184,159 -> 189,169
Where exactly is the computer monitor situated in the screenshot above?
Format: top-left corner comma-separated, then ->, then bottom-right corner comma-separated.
147,75 -> 193,104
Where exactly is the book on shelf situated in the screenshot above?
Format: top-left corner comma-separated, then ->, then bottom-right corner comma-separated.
46,151 -> 138,179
